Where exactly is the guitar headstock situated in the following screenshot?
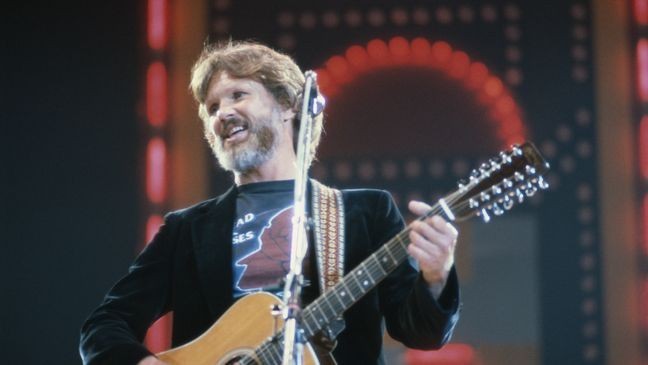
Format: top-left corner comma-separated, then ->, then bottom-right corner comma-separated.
450,142 -> 550,222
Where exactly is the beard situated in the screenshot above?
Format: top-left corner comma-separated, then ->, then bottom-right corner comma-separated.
206,115 -> 282,173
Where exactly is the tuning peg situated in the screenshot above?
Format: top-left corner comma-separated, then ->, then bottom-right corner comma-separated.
503,195 -> 514,210
524,181 -> 537,197
469,169 -> 480,181
499,151 -> 512,164
490,162 -> 501,171
480,208 -> 491,223
515,188 -> 524,203
479,164 -> 491,178
503,178 -> 513,188
525,165 -> 537,176
457,178 -> 469,189
469,198 -> 480,209
480,192 -> 491,202
492,203 -> 504,216
512,145 -> 523,156
538,176 -> 549,189
492,185 -> 502,195
514,172 -> 525,182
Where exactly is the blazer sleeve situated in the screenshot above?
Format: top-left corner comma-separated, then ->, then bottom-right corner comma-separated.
373,191 -> 461,349
79,212 -> 180,365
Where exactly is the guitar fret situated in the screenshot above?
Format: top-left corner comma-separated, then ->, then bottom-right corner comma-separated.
340,280 -> 356,301
269,342 -> 281,364
385,244 -> 399,266
357,264 -> 375,286
394,234 -> 408,250
370,254 -> 387,276
246,142 -> 549,364
351,271 -> 365,294
254,344 -> 270,365
258,344 -> 272,365
322,295 -> 339,318
302,316 -> 315,337
331,287 -> 347,309
313,301 -> 333,326
325,292 -> 344,314
376,250 -> 395,272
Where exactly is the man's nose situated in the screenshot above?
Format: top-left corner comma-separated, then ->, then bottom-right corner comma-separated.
215,103 -> 235,122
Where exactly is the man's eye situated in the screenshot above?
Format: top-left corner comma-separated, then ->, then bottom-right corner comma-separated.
208,104 -> 219,115
233,91 -> 245,99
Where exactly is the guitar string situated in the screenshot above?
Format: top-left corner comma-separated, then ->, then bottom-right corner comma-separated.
239,178 -> 525,364
240,203 -> 452,364
243,195 -> 466,364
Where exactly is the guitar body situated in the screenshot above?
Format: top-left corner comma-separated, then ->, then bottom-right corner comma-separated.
157,292 -> 319,365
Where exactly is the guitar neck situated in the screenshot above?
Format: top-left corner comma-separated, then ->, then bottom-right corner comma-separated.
265,141 -> 550,348
301,219 -> 418,338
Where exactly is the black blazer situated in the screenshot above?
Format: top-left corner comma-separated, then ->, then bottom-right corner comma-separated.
80,184 -> 460,365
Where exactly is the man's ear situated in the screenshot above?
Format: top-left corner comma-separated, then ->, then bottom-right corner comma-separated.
281,108 -> 296,123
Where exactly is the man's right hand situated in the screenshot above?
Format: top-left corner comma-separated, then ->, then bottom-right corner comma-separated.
137,355 -> 169,365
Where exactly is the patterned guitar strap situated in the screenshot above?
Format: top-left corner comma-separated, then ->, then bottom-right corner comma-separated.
310,180 -> 346,365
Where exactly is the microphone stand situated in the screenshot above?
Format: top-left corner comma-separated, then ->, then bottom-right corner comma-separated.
281,71 -> 324,365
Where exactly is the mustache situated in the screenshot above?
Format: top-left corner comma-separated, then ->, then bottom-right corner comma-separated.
220,117 -> 249,138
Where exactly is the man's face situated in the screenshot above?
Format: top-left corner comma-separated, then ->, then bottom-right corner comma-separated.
202,72 -> 292,173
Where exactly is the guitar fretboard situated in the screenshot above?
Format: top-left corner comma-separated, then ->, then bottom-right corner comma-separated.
247,227 -> 416,365
301,229 -> 412,338
246,142 -> 550,364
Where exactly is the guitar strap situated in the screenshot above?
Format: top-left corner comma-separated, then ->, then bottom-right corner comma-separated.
311,179 -> 345,293
310,180 -> 346,365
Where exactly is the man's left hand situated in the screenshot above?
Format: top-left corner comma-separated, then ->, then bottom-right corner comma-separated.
407,200 -> 458,298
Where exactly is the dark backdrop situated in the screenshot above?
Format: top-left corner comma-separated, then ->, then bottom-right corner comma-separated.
3,1 -> 141,363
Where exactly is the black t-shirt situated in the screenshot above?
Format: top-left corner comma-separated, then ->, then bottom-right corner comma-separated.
232,180 -> 314,299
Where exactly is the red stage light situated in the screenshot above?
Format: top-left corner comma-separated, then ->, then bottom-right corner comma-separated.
146,62 -> 168,127
431,41 -> 452,66
148,0 -> 168,50
145,313 -> 173,353
317,37 -> 526,148
643,195 -> 648,259
405,344 -> 476,365
411,37 -> 431,62
465,62 -> 489,89
346,45 -> 370,71
644,194 -> 648,255
326,55 -> 351,83
389,36 -> 411,61
448,51 -> 470,79
641,116 -> 648,179
146,138 -> 167,204
496,95 -> 515,115
316,68 -> 331,88
367,39 -> 390,64
637,39 -> 648,102
484,76 -> 504,98
145,214 -> 164,244
636,0 -> 648,26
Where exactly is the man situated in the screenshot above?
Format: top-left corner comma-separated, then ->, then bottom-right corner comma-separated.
80,41 -> 460,365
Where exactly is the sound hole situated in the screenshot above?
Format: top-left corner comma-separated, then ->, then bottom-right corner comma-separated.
224,355 -> 243,365
220,349 -> 258,365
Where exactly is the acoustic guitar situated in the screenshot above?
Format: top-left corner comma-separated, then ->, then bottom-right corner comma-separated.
157,142 -> 550,365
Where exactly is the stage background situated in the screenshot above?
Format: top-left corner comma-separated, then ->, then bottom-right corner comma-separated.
2,1 -> 642,364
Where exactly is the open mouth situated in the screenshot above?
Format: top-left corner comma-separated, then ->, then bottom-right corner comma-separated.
221,121 -> 249,144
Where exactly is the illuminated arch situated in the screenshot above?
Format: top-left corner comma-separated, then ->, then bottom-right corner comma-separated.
315,37 -> 527,147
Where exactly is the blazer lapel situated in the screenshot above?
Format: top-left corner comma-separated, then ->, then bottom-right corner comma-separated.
190,186 -> 238,319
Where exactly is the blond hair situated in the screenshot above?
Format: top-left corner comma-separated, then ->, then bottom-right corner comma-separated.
190,41 -> 324,167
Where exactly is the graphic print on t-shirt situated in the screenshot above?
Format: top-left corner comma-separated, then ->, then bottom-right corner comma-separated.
233,206 -> 293,296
